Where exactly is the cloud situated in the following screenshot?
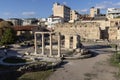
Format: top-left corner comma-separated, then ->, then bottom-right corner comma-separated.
95,5 -> 106,9
95,1 -> 120,9
95,1 -> 112,9
79,9 -> 88,13
63,2 -> 67,5
22,11 -> 36,16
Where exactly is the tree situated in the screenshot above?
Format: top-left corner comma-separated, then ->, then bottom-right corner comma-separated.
0,28 -> 16,45
0,21 -> 13,28
0,21 -> 13,39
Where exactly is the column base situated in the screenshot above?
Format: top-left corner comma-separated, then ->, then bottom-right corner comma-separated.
56,55 -> 61,58
34,52 -> 37,55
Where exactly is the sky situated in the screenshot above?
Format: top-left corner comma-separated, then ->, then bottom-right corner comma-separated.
0,0 -> 120,19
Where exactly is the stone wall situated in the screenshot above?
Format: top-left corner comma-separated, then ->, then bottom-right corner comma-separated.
81,20 -> 110,30
108,27 -> 117,40
110,18 -> 120,27
108,27 -> 120,40
117,28 -> 120,40
54,22 -> 101,40
54,22 -> 120,40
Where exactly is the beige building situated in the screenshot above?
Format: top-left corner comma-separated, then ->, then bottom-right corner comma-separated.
90,7 -> 100,17
53,2 -> 71,22
70,10 -> 80,21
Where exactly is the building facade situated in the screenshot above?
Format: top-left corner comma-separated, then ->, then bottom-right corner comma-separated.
23,18 -> 38,26
90,7 -> 100,17
46,16 -> 64,29
107,8 -> 120,19
70,10 -> 80,22
53,2 -> 71,22
7,18 -> 23,26
37,18 -> 47,26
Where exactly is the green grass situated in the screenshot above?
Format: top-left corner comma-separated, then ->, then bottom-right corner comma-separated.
109,52 -> 120,67
109,52 -> 120,79
18,70 -> 53,80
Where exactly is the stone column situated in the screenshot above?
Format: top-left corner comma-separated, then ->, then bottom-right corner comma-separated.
49,33 -> 52,57
73,35 -> 77,49
42,33 -> 45,55
58,32 -> 61,57
65,35 -> 70,49
34,33 -> 37,54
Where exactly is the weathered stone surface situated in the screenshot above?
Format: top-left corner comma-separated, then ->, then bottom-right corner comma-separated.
108,27 -> 117,40
54,22 -> 101,40
54,22 -> 120,40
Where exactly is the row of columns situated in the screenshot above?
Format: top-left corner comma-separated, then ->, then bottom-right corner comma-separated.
34,32 -> 61,57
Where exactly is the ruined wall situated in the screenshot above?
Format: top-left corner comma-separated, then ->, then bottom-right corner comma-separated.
54,20 -> 120,40
54,22 -> 101,40
108,27 -> 117,40
110,19 -> 120,27
81,20 -> 110,30
117,28 -> 120,40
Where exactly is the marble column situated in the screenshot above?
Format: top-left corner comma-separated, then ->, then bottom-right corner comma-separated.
65,35 -> 70,49
42,33 -> 45,55
49,33 -> 52,56
73,35 -> 77,49
58,32 -> 61,57
34,33 -> 37,54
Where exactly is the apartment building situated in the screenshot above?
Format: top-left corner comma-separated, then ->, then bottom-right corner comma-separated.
90,7 -> 100,17
53,2 -> 71,22
7,18 -> 23,26
46,15 -> 64,29
70,10 -> 80,21
107,8 -> 120,19
23,18 -> 38,26
37,18 -> 47,26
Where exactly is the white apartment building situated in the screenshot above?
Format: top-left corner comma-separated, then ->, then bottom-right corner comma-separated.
38,18 -> 47,22
107,8 -> 120,19
23,18 -> 38,26
37,18 -> 47,26
46,16 -> 64,29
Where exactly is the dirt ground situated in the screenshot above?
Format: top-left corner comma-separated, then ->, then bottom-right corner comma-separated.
47,43 -> 119,80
